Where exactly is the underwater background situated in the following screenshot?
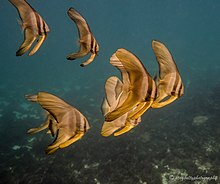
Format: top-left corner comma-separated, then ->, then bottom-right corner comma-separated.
0,0 -> 220,184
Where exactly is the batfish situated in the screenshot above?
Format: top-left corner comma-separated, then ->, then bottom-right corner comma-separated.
103,49 -> 156,136
9,0 -> 49,56
151,40 -> 184,108
105,49 -> 156,122
25,92 -> 90,154
101,76 -> 141,136
66,7 -> 99,67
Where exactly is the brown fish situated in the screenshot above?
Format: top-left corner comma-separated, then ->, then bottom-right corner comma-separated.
66,7 -> 99,67
101,76 -> 141,136
9,0 -> 49,56
25,92 -> 90,154
103,49 -> 156,136
151,40 -> 184,108
105,49 -> 156,121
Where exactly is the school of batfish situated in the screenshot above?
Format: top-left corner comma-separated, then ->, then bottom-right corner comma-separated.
9,0 -> 184,154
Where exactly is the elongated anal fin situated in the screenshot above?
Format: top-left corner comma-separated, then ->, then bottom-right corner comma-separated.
16,29 -> 37,56
59,132 -> 84,148
105,91 -> 139,122
101,122 -> 124,137
127,102 -> 146,119
45,132 -> 85,154
49,130 -> 70,149
80,53 -> 96,67
28,34 -> 46,56
101,122 -> 119,137
113,120 -> 135,136
129,99 -> 154,120
45,147 -> 59,155
101,113 -> 127,137
151,95 -> 178,108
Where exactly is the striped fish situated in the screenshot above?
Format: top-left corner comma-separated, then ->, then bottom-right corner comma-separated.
9,0 -> 49,56
103,49 -> 156,135
25,92 -> 90,154
101,76 -> 141,136
151,40 -> 184,108
66,7 -> 99,67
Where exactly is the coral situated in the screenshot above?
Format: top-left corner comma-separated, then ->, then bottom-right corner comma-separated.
12,145 -> 21,150
192,116 -> 208,126
194,159 -> 212,173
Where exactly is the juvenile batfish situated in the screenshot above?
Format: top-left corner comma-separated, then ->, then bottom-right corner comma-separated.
9,0 -> 50,56
25,92 -> 90,154
103,49 -> 156,136
101,76 -> 141,137
151,40 -> 184,108
66,7 -> 99,67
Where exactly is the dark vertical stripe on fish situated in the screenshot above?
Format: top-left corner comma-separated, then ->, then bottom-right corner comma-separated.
146,77 -> 152,101
35,13 -> 41,35
171,72 -> 179,95
95,42 -> 98,54
178,83 -> 183,97
84,119 -> 87,133
42,20 -> 47,34
90,36 -> 94,53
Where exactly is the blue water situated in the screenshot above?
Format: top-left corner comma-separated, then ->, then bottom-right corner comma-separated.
0,1 -> 220,184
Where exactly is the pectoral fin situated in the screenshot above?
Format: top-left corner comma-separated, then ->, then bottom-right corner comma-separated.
46,130 -> 52,134
27,113 -> 52,134
27,123 -> 48,134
